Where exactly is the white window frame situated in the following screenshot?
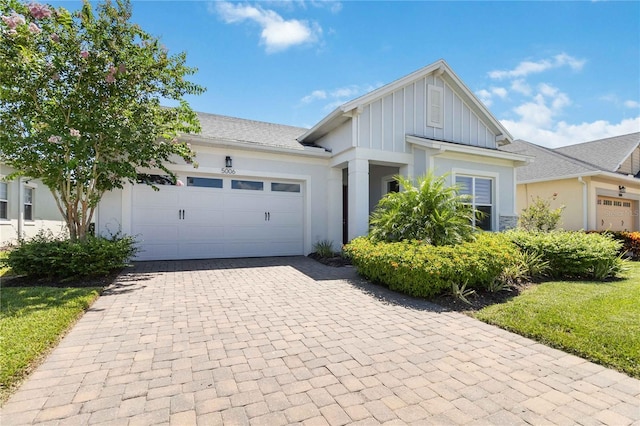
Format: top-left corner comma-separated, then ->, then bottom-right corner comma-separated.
23,185 -> 34,222
427,84 -> 444,129
453,170 -> 498,231
381,175 -> 400,195
0,181 -> 8,221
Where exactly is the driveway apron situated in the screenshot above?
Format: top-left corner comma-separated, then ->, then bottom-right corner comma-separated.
1,257 -> 638,425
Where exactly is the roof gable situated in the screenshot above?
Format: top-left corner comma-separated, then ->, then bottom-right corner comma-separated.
299,59 -> 513,145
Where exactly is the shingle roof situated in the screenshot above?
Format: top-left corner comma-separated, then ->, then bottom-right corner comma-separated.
500,140 -> 598,182
554,133 -> 639,173
194,112 -> 309,151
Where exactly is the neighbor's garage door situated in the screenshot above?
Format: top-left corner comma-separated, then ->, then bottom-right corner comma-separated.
132,176 -> 303,260
597,196 -> 634,232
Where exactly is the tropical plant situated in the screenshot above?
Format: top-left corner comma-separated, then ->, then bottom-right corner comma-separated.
368,172 -> 476,245
518,195 -> 565,231
0,0 -> 205,241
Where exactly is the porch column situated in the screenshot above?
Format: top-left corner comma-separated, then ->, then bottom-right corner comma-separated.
400,164 -> 414,182
326,167 -> 343,251
348,158 -> 369,241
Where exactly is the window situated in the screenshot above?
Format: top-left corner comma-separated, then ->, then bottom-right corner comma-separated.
427,84 -> 444,128
456,176 -> 493,230
386,180 -> 399,194
232,180 -> 263,191
24,187 -> 33,221
136,174 -> 176,185
0,182 -> 7,220
187,177 -> 223,188
271,183 -> 300,193
623,202 -> 632,208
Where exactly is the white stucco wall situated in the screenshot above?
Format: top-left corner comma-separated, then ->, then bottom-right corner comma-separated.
0,164 -> 67,246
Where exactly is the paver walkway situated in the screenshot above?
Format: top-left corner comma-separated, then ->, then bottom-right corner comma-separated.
1,257 -> 639,425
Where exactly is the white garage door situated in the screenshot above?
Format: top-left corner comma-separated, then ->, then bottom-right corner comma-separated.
132,176 -> 304,260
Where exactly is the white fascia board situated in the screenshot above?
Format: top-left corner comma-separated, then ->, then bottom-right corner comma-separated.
329,147 -> 413,168
182,135 -> 331,158
518,171 -> 640,186
297,107 -> 346,143
406,135 -> 532,165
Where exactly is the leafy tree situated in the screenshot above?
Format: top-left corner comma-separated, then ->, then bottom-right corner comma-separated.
518,194 -> 565,231
0,0 -> 204,240
369,172 -> 477,246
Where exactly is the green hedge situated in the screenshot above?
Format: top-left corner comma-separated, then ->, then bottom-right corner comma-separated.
343,233 -> 521,298
506,230 -> 623,280
2,232 -> 137,282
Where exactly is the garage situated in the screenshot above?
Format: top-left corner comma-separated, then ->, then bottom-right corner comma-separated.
131,175 -> 304,260
596,196 -> 635,232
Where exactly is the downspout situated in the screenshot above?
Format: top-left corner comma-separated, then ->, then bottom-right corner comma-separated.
17,178 -> 24,238
578,176 -> 588,230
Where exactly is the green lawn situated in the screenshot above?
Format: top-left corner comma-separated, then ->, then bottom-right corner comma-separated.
474,261 -> 640,378
0,286 -> 100,403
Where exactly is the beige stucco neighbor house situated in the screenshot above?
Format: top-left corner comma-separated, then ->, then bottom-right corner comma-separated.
500,133 -> 640,232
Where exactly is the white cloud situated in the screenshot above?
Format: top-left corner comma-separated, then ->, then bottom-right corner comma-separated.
624,100 -> 640,108
502,116 -> 640,148
489,53 -> 585,80
476,89 -> 493,107
299,83 -> 384,110
300,90 -> 327,104
491,87 -> 508,99
212,1 -> 322,53
511,79 -> 532,96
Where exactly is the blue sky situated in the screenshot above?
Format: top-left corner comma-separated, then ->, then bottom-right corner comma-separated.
60,1 -> 639,148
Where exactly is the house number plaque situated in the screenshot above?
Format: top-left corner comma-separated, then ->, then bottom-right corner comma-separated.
221,167 -> 236,174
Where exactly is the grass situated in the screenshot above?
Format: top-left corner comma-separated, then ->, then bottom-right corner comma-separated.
474,261 -> 640,378
0,286 -> 101,403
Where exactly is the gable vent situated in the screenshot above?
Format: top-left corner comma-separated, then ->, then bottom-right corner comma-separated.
427,84 -> 444,128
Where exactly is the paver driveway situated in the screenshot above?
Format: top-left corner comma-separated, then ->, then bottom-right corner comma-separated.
1,257 -> 639,425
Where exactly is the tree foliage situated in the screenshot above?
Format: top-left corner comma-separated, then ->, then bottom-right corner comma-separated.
518,194 -> 565,231
368,173 -> 477,246
0,0 -> 205,240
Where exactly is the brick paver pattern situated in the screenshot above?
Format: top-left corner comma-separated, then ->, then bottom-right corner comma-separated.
1,257 -> 639,425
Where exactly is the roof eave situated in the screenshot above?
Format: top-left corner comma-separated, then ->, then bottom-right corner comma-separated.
517,170 -> 640,185
407,135 -> 531,165
182,134 -> 331,158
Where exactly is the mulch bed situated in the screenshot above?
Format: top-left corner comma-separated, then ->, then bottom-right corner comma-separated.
307,253 -> 535,313
1,271 -> 121,288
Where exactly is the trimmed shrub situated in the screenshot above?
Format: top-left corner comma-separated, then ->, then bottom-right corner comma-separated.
587,231 -> 640,260
343,233 -> 521,299
1,231 -> 137,282
505,230 -> 624,280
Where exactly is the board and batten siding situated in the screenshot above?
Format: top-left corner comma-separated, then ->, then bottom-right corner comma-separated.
354,75 -> 498,153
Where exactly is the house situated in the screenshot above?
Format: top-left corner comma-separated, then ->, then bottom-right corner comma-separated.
0,164 -> 67,247
2,59 -> 531,258
94,59 -> 530,261
500,133 -> 640,232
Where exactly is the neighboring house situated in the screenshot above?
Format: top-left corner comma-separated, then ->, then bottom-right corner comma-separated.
500,133 -> 640,232
95,59 -> 529,261
0,164 -> 67,247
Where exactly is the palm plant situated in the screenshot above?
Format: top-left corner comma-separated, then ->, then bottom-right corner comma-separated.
369,172 -> 477,246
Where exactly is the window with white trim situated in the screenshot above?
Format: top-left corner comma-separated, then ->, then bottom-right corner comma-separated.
0,182 -> 7,220
24,187 -> 34,221
427,84 -> 444,128
455,176 -> 493,230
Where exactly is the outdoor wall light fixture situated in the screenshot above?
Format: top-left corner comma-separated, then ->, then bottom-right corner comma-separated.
619,185 -> 626,194
225,156 -> 232,168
